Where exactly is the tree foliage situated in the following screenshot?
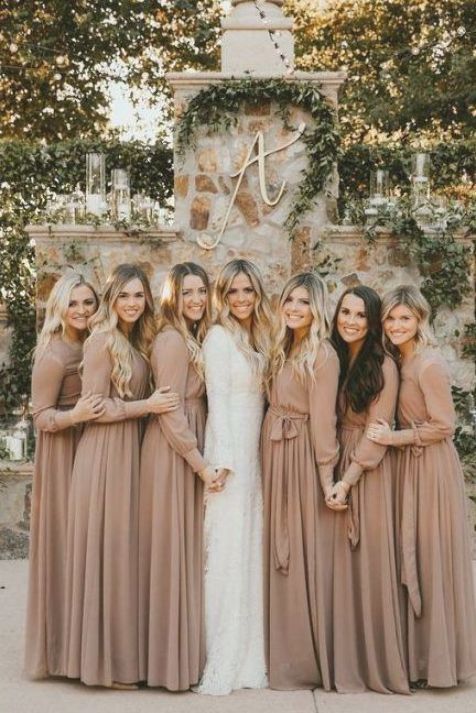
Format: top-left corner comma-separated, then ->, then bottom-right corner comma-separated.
0,0 -> 221,141
287,0 -> 476,143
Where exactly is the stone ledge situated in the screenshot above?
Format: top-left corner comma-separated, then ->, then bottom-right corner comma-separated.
167,71 -> 347,93
321,224 -> 475,244
27,224 -> 181,244
0,461 -> 33,478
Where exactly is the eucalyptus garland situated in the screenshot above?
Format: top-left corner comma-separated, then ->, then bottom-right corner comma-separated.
176,77 -> 340,236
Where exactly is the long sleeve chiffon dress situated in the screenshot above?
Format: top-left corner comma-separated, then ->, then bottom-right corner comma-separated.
138,328 -> 207,690
261,341 -> 340,690
394,348 -> 476,686
25,337 -> 83,678
196,325 -> 268,695
64,332 -> 149,686
332,356 -> 409,694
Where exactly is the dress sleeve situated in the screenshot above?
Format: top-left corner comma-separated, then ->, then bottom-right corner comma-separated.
152,331 -> 206,473
81,333 -> 149,422
343,357 -> 399,487
392,357 -> 455,447
203,326 -> 234,472
309,343 -> 340,492
31,351 -> 74,432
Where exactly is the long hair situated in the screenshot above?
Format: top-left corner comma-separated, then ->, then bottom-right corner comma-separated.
36,270 -> 98,357
381,284 -> 436,356
157,262 -> 212,377
331,285 -> 385,413
269,272 -> 330,384
213,258 -> 272,376
87,264 -> 156,397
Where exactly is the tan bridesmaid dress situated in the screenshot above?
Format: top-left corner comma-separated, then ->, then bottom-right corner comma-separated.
395,348 -> 476,686
261,341 -> 340,690
64,332 -> 149,687
25,337 -> 83,678
332,356 -> 409,694
138,328 -> 206,690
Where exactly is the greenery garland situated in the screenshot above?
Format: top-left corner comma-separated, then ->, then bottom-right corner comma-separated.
176,77 -> 340,235
341,196 -> 475,314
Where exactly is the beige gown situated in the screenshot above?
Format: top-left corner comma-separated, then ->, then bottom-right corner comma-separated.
64,332 -> 149,686
395,348 -> 476,686
332,356 -> 409,694
262,341 -> 340,690
25,336 -> 83,678
138,328 -> 206,690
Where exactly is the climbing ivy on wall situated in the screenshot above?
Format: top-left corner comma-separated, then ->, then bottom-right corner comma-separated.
0,139 -> 173,412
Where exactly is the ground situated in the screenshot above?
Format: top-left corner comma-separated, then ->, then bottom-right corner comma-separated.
1,559 -> 475,713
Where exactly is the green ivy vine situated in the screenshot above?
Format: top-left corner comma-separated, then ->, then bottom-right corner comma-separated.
355,197 -> 475,314
0,138 -> 173,413
176,77 -> 340,236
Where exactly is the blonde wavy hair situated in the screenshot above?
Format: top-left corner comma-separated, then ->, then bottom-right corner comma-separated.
157,262 -> 212,377
214,258 -> 272,376
35,270 -> 98,357
87,264 -> 156,397
269,272 -> 331,384
381,284 -> 436,355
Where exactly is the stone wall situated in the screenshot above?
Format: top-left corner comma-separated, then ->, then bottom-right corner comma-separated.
168,72 -> 345,292
0,463 -> 32,559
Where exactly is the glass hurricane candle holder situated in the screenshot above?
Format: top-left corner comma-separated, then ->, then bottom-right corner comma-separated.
369,169 -> 390,206
110,168 -> 131,221
411,152 -> 431,206
132,193 -> 154,222
86,153 -> 106,215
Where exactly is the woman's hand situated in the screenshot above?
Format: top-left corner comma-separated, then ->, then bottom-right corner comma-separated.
367,418 -> 394,446
207,468 -> 230,493
70,392 -> 105,423
197,466 -> 218,487
325,481 -> 350,511
147,386 -> 180,414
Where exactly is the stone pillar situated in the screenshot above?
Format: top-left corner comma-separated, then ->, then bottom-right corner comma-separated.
222,0 -> 294,75
167,0 -> 346,288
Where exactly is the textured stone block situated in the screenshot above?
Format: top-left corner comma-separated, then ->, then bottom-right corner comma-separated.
190,195 -> 211,230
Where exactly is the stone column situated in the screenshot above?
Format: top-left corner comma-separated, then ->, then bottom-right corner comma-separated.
222,0 -> 294,74
167,1 -> 346,288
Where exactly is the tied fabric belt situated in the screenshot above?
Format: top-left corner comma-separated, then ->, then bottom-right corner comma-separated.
269,406 -> 309,575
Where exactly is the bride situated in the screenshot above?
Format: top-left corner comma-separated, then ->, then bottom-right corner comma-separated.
197,258 -> 272,695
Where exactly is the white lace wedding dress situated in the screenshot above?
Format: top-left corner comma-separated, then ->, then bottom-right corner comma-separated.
197,325 -> 268,695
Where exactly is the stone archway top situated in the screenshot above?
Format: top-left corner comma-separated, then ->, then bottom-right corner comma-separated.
223,0 -> 292,31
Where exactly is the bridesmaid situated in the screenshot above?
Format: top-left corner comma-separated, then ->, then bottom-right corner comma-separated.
25,271 -> 103,678
327,285 -> 409,694
138,262 -> 217,690
368,284 -> 476,687
64,264 -> 179,688
262,272 -> 340,690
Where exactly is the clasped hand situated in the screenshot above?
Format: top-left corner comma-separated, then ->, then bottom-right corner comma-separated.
198,466 -> 230,493
366,418 -> 393,446
325,481 -> 350,511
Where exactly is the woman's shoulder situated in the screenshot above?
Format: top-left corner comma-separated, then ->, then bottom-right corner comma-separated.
35,335 -> 79,369
382,353 -> 399,380
154,326 -> 185,348
84,330 -> 110,355
415,347 -> 449,381
314,339 -> 339,371
204,324 -> 232,347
